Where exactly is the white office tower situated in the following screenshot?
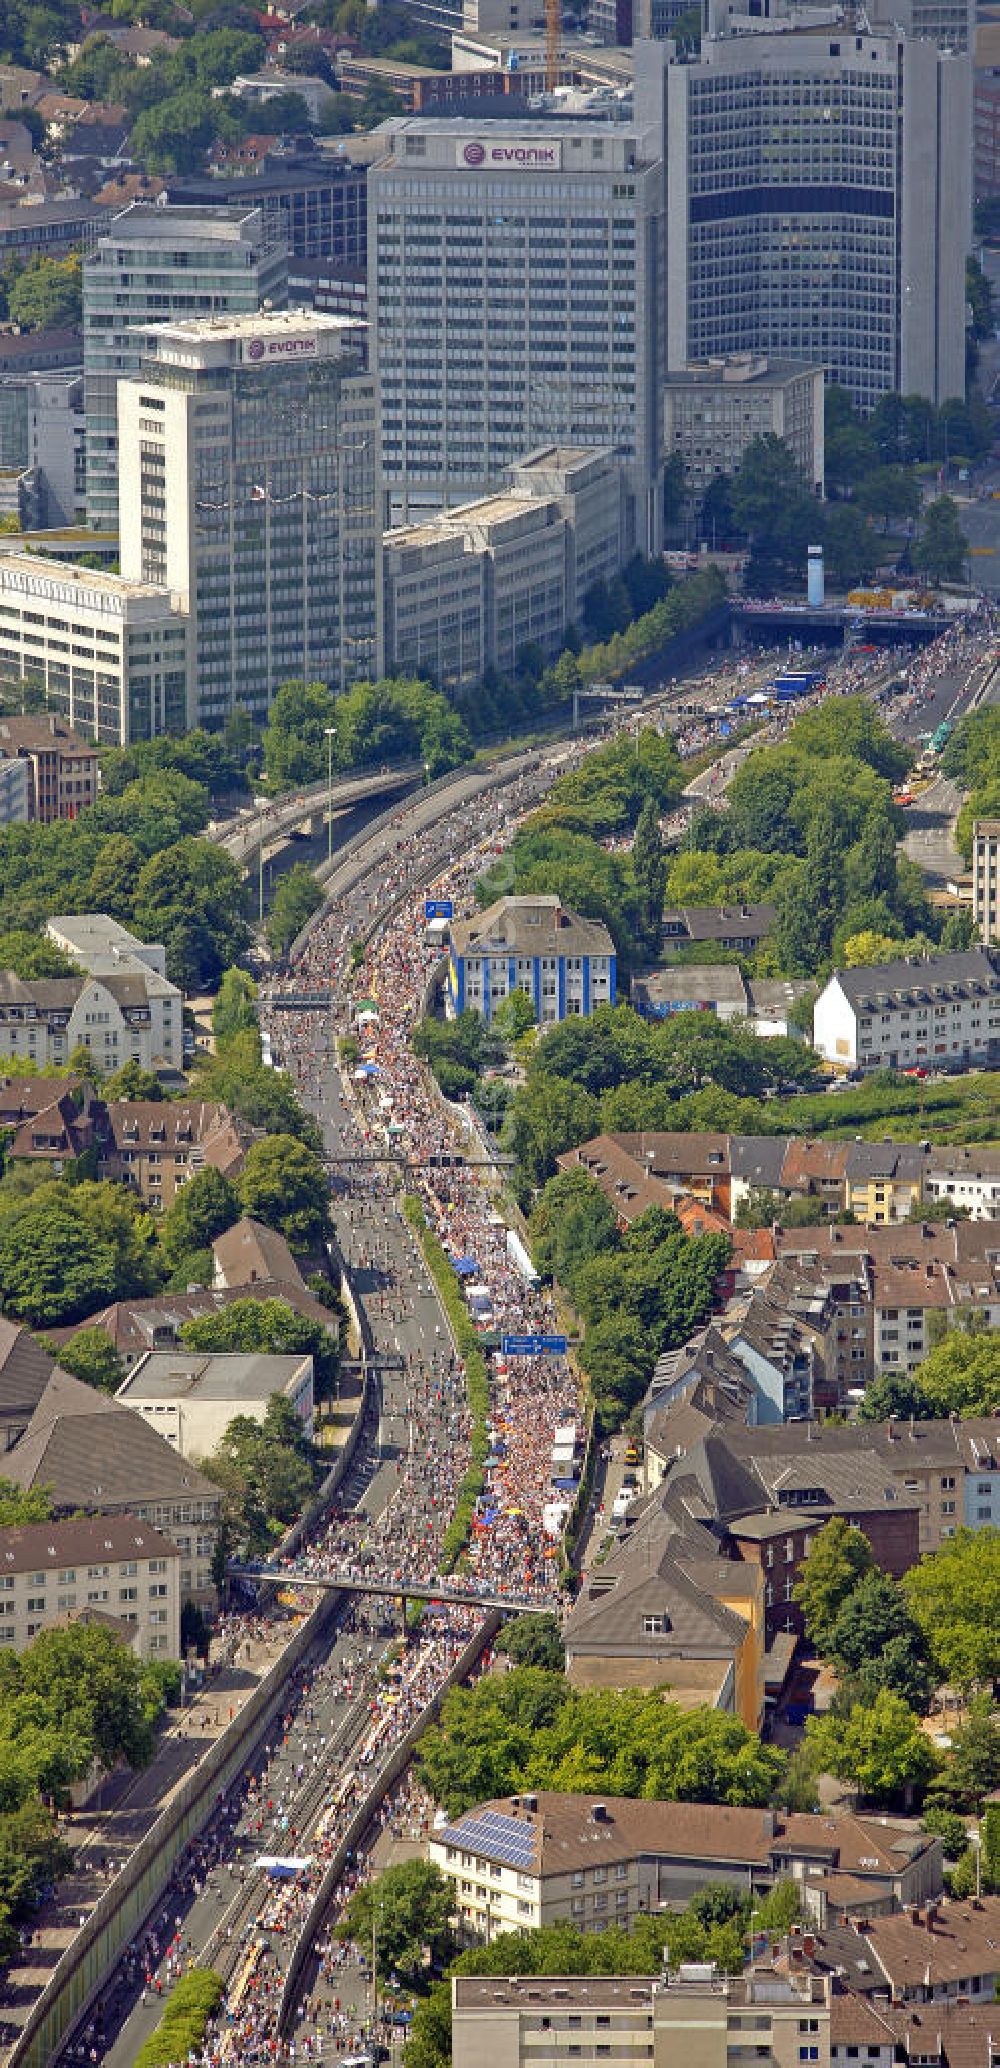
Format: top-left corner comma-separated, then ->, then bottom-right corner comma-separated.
652,5 -> 970,411
84,203 -> 288,535
118,311 -> 380,729
369,116 -> 664,553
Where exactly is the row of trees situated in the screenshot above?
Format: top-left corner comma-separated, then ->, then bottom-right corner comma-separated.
503,1002 -> 818,1200
260,676 -> 471,794
0,1617 -> 179,1955
527,1171 -> 729,1430
0,762 -> 248,992
696,431 -> 972,592
690,695 -> 950,976
417,1667 -> 786,1820
785,1520 -> 1000,1818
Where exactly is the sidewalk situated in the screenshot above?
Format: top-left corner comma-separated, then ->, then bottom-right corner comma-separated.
0,1624 -> 291,2055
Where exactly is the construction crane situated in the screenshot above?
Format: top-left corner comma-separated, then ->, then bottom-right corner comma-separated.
545,0 -> 560,94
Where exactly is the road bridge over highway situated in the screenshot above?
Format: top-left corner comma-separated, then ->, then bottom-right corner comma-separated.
207,763 -> 423,871
733,600 -> 953,643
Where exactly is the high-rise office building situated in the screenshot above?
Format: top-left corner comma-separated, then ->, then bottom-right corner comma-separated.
648,10 -> 970,411
83,203 -> 287,533
369,115 -> 664,552
118,310 -> 380,729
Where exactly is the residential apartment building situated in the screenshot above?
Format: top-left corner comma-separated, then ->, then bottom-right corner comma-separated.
83,202 -> 288,534
2,1367 -> 223,1607
116,1349 -> 314,1458
663,355 -> 824,504
98,1098 -> 246,1209
812,951 -> 1000,1074
0,558 -> 190,744
369,115 -> 664,552
118,309 -> 379,726
972,818 -> 1000,944
0,1513 -> 180,1659
431,1794 -> 940,1943
565,1464 -> 765,1722
453,1970 -> 835,2068
0,713 -> 97,820
653,12 -> 970,412
383,445 -> 624,688
448,894 -> 616,1024
46,914 -> 183,1070
558,1131 -> 928,1234
924,1145 -> 1000,1218
661,903 -> 776,954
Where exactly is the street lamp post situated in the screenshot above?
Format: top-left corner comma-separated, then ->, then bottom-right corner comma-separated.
325,724 -> 337,864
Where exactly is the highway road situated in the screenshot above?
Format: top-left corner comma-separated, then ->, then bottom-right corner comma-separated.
49,616 -> 1000,2065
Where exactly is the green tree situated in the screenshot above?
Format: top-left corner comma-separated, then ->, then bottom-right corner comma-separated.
133,838 -> 250,991
495,1613 -> 565,1672
213,967 -> 258,1044
261,679 -> 337,791
858,1371 -> 940,1422
904,1529 -> 1000,1689
181,1297 -> 340,1401
0,1480 -> 52,1527
631,796 -> 667,951
103,1061 -> 165,1102
417,1669 -> 785,1819
48,1325 -> 125,1394
336,1860 -> 457,1984
6,254 -> 82,331
237,1133 -> 329,1249
917,496 -> 968,585
828,1573 -> 935,1713
805,1691 -> 938,1806
791,1518 -> 874,1652
266,863 -> 323,957
910,1334 -> 1000,1418
491,989 -> 537,1044
160,1166 -> 240,1270
0,1195 -> 118,1326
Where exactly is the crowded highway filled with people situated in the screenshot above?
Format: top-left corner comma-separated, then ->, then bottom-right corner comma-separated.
57,610 -> 1000,2067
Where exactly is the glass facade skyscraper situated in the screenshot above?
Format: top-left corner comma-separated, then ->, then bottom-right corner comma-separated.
118,311 -> 380,728
83,202 -> 287,534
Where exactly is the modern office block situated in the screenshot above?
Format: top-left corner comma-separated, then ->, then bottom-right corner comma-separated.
651,11 -> 970,411
118,309 -> 380,728
369,115 -> 663,552
663,354 -> 824,501
166,152 -> 368,265
84,202 -> 288,534
0,557 -> 189,743
383,444 -> 623,686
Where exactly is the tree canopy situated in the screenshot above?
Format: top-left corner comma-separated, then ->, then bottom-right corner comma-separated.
904,1528 -> 1000,1690
416,1669 -> 785,1819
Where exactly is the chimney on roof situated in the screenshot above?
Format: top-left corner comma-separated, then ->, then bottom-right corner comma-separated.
909,1906 -> 923,1927
524,1793 -> 538,1814
591,1803 -> 609,1822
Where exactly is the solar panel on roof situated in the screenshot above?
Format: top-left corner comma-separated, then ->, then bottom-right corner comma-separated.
442,1809 -> 537,1868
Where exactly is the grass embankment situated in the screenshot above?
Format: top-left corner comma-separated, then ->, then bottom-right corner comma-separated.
134,1970 -> 224,2068
770,1070 -> 1000,1146
403,1197 -> 490,1570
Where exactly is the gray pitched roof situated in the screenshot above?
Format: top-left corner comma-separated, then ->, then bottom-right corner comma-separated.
4,1367 -> 220,1509
835,948 -> 1000,1010
0,1318 -> 55,1418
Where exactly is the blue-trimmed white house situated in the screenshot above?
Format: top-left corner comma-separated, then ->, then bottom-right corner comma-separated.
446,894 -> 616,1026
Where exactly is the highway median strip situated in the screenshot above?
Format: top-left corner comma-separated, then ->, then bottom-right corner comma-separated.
134,1967 -> 223,2068
402,1195 -> 490,1571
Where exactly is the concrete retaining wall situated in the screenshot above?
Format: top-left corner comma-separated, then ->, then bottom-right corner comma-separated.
9,1589 -> 344,2068
276,1609 -> 501,2036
